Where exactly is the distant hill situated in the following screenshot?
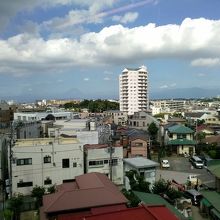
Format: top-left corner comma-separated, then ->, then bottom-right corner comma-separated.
150,87 -> 220,99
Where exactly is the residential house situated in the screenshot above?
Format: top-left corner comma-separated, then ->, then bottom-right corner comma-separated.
84,144 -> 123,185
123,157 -> 159,189
164,124 -> 196,155
103,110 -> 128,126
12,137 -> 84,195
128,111 -> 160,131
116,128 -> 150,158
40,172 -> 128,220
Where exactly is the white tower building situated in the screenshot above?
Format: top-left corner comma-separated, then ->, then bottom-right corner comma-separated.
119,66 -> 149,115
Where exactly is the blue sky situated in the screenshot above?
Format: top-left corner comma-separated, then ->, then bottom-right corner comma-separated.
0,0 -> 220,101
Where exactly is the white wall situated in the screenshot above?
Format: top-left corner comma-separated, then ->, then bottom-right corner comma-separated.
12,138 -> 84,195
86,147 -> 123,185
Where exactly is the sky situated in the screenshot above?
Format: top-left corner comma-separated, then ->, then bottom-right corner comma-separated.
0,0 -> 220,102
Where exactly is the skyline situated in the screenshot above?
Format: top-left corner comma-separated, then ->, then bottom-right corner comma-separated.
1,0 -> 220,101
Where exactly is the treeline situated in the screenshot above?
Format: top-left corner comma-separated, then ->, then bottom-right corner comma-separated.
62,99 -> 119,113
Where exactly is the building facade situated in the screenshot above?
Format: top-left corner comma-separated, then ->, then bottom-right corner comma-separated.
11,138 -> 84,195
84,144 -> 123,185
119,66 -> 149,115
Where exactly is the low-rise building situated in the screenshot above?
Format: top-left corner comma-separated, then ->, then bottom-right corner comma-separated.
123,157 -> 159,189
164,124 -> 196,155
128,111 -> 160,131
84,144 -> 123,185
103,110 -> 128,126
40,172 -> 128,220
11,138 -> 84,195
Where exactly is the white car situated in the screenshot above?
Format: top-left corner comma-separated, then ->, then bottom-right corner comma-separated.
161,159 -> 170,168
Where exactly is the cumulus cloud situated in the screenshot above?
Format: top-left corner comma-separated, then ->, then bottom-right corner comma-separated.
83,78 -> 90,81
191,58 -> 220,67
1,18 -> 220,75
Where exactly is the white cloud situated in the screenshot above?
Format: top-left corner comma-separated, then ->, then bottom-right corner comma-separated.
104,77 -> 111,81
1,18 -> 220,75
191,58 -> 220,67
112,12 -> 139,24
159,85 -> 168,89
83,78 -> 90,81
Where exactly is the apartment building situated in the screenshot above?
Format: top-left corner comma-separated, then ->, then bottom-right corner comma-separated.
119,66 -> 149,115
151,100 -> 186,114
84,144 -> 123,185
11,138 -> 84,195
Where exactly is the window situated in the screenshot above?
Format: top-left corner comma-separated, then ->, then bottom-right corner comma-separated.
89,160 -> 104,166
63,179 -> 74,183
44,156 -> 51,163
104,160 -> 109,164
17,158 -> 32,166
17,181 -> 33,188
110,158 -> 118,166
62,159 -> 70,168
44,178 -> 52,185
73,162 -> 77,167
135,142 -> 143,147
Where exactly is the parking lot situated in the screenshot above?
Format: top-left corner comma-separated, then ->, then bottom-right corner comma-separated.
156,155 -> 215,187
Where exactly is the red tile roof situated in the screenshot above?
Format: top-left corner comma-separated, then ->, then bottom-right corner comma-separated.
82,205 -> 179,220
42,173 -> 127,214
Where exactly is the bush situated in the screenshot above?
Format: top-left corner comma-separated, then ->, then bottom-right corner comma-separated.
208,150 -> 217,159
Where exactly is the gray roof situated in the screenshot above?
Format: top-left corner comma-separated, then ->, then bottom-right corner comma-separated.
123,157 -> 159,168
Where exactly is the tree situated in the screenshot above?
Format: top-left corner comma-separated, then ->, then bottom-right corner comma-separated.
121,188 -> 140,207
47,185 -> 56,194
125,170 -> 150,193
8,193 -> 24,220
31,186 -> 45,208
151,179 -> 169,194
148,122 -> 159,141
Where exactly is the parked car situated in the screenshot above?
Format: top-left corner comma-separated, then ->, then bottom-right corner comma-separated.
187,174 -> 202,186
183,189 -> 203,206
161,159 -> 170,168
198,154 -> 212,167
189,156 -> 204,168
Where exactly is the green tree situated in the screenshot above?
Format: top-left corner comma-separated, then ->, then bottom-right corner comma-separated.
121,188 -> 140,207
8,193 -> 24,220
148,122 -> 159,141
125,170 -> 150,193
47,185 -> 56,194
31,186 -> 45,208
151,179 -> 169,194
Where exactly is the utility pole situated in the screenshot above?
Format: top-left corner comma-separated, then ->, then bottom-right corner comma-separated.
9,122 -> 13,198
108,135 -> 114,182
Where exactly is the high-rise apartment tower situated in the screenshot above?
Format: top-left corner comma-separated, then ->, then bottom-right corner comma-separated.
119,66 -> 149,115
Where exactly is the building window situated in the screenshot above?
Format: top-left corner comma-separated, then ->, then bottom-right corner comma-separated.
17,158 -> 32,166
89,160 -> 104,166
62,159 -> 70,168
73,162 -> 77,167
44,156 -> 51,163
110,159 -> 118,166
63,179 -> 74,183
104,160 -> 109,164
17,181 -> 33,188
135,142 -> 143,147
44,178 -> 52,185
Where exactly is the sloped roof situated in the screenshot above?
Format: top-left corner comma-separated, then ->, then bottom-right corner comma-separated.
167,139 -> 196,145
82,204 -> 179,220
133,191 -> 185,219
168,125 -> 194,134
201,191 -> 220,212
184,112 -> 206,118
167,117 -> 186,123
42,173 -> 127,214
204,135 -> 220,144
207,160 -> 220,178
